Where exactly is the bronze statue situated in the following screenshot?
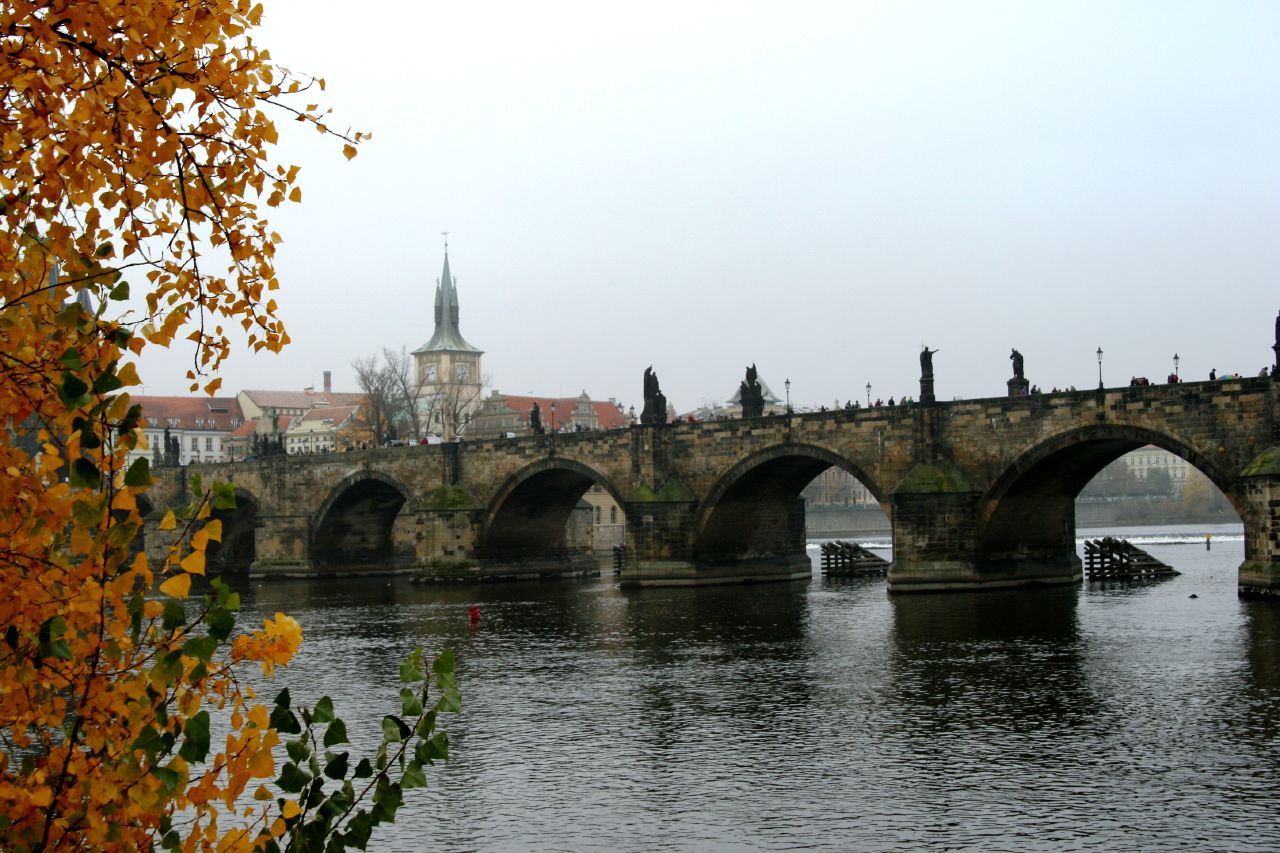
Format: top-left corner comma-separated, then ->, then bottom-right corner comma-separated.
1010,348 -> 1024,379
739,363 -> 765,418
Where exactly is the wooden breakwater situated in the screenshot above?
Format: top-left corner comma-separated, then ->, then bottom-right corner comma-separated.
1083,537 -> 1179,580
819,540 -> 890,576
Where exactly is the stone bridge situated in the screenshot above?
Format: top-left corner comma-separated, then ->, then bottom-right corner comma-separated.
151,377 -> 1280,595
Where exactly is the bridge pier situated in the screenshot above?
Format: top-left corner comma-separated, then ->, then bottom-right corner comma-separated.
249,513 -> 313,576
1239,452 -> 1280,597
886,469 -> 1082,592
619,493 -> 811,587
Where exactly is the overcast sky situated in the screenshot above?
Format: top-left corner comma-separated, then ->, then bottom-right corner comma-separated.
137,1 -> 1280,412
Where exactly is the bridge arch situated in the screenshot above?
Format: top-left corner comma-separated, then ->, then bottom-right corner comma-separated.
976,423 -> 1245,567
695,443 -> 886,563
206,487 -> 260,573
311,471 -> 413,570
481,458 -> 624,562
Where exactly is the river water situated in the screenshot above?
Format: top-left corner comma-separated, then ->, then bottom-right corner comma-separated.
234,523 -> 1280,851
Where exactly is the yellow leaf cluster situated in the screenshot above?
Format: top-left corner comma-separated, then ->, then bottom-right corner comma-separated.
0,0 -> 362,849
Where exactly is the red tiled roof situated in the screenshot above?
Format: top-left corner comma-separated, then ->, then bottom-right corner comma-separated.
490,395 -> 626,429
241,389 -> 363,409
134,396 -> 244,431
298,405 -> 359,425
228,419 -> 259,438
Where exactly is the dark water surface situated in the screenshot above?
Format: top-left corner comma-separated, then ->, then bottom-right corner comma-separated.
234,523 -> 1280,851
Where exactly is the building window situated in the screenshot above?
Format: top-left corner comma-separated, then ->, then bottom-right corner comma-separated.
190,437 -> 198,450
610,507 -> 617,524
205,437 -> 213,450
595,507 -> 601,524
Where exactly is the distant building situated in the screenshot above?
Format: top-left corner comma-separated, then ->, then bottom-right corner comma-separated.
683,374 -> 785,421
236,372 -> 362,425
130,396 -> 245,465
802,467 -> 878,507
285,405 -> 359,455
469,391 -> 627,438
411,251 -> 485,438
1122,446 -> 1192,485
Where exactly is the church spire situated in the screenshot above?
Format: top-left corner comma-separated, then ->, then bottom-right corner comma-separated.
415,246 -> 481,354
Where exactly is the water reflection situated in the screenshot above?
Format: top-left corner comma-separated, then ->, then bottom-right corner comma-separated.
214,527 -> 1280,852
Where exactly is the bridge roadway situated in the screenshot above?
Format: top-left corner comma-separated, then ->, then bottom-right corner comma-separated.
150,377 -> 1280,595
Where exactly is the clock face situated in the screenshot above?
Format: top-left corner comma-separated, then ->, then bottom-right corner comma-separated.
425,364 -> 438,382
455,362 -> 470,381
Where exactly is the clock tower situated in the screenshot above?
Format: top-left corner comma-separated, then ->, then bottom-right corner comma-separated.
412,249 -> 484,438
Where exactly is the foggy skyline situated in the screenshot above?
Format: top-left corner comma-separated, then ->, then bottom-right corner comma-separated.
137,1 -> 1280,412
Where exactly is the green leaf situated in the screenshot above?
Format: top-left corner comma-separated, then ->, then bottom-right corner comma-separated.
353,758 -> 373,779
270,704 -> 302,735
58,372 -> 90,408
152,766 -> 181,794
162,600 -> 186,631
109,279 -> 130,300
415,732 -> 449,764
181,635 -> 217,662
69,457 -> 101,489
400,688 -> 423,717
93,367 -> 123,394
59,348 -> 83,369
207,607 -> 235,642
274,688 -> 291,708
212,480 -> 237,510
313,696 -> 334,724
432,648 -> 455,676
286,739 -> 310,764
398,648 -> 423,683
380,715 -> 410,744
124,456 -> 152,487
322,717 -> 348,747
323,751 -> 349,780
402,761 -> 427,790
276,762 -> 310,794
179,711 -> 211,762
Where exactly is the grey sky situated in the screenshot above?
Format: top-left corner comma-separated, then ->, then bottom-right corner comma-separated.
138,1 -> 1280,412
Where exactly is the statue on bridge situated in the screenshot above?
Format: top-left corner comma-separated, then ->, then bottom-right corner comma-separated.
739,363 -> 765,418
919,346 -> 939,404
920,346 -> 938,380
1272,310 -> 1279,379
640,366 -> 668,426
1008,348 -> 1030,397
529,401 -> 545,435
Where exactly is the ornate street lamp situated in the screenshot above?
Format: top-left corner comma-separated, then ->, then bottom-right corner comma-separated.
785,378 -> 792,414
1096,347 -> 1104,390
1173,352 -> 1180,380
865,382 -> 871,406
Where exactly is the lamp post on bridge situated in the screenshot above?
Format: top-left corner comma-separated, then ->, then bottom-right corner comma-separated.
865,382 -> 871,406
1096,347 -> 1104,390
785,378 -> 792,414
1173,353 -> 1180,382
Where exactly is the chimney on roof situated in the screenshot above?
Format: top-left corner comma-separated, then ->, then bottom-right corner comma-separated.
324,370 -> 332,393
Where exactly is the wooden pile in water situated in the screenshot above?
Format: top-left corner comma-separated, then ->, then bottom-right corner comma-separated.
820,540 -> 889,576
1083,537 -> 1179,580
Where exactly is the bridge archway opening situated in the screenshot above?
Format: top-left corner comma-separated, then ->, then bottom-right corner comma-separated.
482,461 -> 624,564
697,445 -> 886,564
205,490 -> 259,573
313,476 -> 408,569
979,428 -> 1243,567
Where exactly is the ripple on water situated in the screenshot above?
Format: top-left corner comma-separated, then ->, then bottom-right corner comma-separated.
227,529 -> 1280,851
